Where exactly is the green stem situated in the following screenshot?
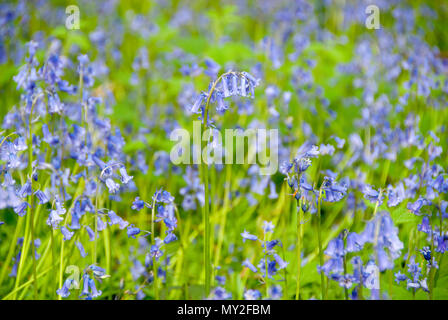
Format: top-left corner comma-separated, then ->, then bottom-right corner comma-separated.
28,94 -> 40,299
264,231 -> 269,297
201,160 -> 211,297
12,210 -> 31,300
198,71 -> 247,297
214,164 -> 231,267
151,196 -> 159,300
29,197 -> 37,299
93,178 -> 100,265
0,216 -> 24,288
343,236 -> 349,300
295,197 -> 302,300
316,187 -> 326,300
50,228 -> 56,297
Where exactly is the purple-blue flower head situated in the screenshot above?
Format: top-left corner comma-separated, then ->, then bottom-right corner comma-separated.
241,230 -> 258,242
127,225 -> 141,238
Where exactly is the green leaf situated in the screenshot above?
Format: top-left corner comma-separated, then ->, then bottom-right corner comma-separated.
390,207 -> 419,224
301,261 -> 320,285
123,140 -> 146,153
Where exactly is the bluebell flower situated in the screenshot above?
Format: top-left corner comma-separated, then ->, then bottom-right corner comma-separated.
435,233 -> 448,253
299,176 -> 313,191
244,289 -> 262,300
34,190 -> 48,204
362,185 -> 383,204
242,259 -> 258,273
2,171 -> 15,187
190,93 -> 206,114
263,221 -> 275,233
153,189 -> 175,204
17,180 -> 32,198
268,285 -> 282,300
132,197 -> 147,211
294,158 -> 311,173
107,210 -> 128,229
241,230 -> 258,242
273,253 -> 288,270
358,212 -> 403,271
293,142 -> 313,164
119,166 -> 133,184
47,210 -> 63,229
417,216 -> 432,234
89,279 -> 102,298
345,232 -> 362,253
80,274 -> 102,299
58,80 -> 77,94
209,287 -> 232,300
60,226 -> 74,241
85,226 -> 97,241
394,271 -> 408,284
204,58 -> 220,78
325,236 -> 345,257
127,225 -> 141,238
13,201 -> 29,217
258,258 -> 277,279
387,183 -> 406,207
48,93 -> 63,114
54,194 -> 66,215
163,232 -> 177,244
320,144 -> 335,156
321,176 -> 347,202
88,265 -> 107,278
56,278 -> 74,298
267,181 -> 278,200
97,216 -> 107,232
105,178 -> 120,194
264,239 -> 280,251
338,274 -> 356,289
149,238 -> 164,261
420,246 -> 431,261
42,123 -> 60,146
215,275 -> 226,286
407,198 -> 429,215
75,241 -> 88,258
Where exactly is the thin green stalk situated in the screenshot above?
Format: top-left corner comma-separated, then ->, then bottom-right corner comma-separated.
93,179 -> 100,265
49,228 -> 56,297
3,267 -> 53,300
213,164 -> 231,267
13,185 -> 32,300
264,231 -> 269,297
295,197 -> 303,300
201,160 -> 211,296
200,71 -> 243,297
151,196 -> 159,300
372,189 -> 384,297
28,94 -> 40,299
342,234 -> 349,300
29,197 -> 37,299
58,182 -> 84,299
0,216 -> 25,287
316,187 -> 326,300
104,226 -> 111,274
58,233 -> 65,300
343,256 -> 348,300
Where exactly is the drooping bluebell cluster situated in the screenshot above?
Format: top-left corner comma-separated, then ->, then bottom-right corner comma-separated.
190,71 -> 260,118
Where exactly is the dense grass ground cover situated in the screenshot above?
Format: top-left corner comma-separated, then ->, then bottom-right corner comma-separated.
0,0 -> 448,300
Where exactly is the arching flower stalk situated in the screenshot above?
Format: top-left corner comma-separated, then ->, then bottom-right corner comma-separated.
190,70 -> 259,296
